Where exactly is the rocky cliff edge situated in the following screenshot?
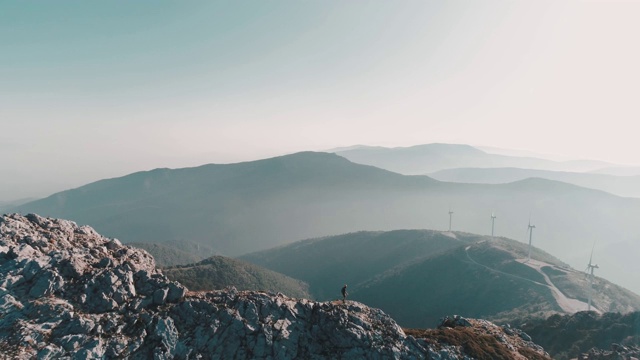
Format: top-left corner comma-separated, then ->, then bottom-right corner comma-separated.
0,213 -> 550,359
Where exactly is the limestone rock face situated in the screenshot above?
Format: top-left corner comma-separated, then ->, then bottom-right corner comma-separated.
0,214 -> 550,359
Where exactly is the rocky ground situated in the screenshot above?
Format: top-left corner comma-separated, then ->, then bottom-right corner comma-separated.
0,213 -> 552,359
577,344 -> 640,360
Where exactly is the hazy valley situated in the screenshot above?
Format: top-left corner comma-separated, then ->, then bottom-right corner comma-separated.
11,149 -> 640,295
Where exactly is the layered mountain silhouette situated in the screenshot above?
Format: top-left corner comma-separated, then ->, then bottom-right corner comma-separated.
241,230 -> 640,328
11,151 -> 640,294
590,166 -> 640,176
430,167 -> 640,198
333,144 -> 615,174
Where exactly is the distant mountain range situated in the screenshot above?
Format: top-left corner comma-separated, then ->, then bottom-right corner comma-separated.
10,151 -> 640,294
241,230 -> 640,328
589,166 -> 640,176
332,143 -> 617,174
429,167 -> 640,198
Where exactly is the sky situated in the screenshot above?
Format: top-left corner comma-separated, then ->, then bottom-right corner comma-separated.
2,1 -> 640,201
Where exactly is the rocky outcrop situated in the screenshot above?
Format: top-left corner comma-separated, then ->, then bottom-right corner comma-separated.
408,317 -> 550,360
514,311 -> 640,359
579,344 -> 640,360
0,213 -> 551,359
0,213 -> 187,358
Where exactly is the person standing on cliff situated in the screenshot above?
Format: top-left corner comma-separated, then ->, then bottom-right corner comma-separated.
341,284 -> 348,303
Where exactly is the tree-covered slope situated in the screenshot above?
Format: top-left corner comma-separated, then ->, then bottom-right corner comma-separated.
163,256 -> 310,298
128,242 -> 207,267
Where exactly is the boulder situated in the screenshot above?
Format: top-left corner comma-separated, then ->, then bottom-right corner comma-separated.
153,288 -> 169,305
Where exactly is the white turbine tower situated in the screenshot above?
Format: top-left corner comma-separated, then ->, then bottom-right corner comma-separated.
491,212 -> 497,239
448,209 -> 454,232
586,243 -> 599,311
526,219 -> 535,262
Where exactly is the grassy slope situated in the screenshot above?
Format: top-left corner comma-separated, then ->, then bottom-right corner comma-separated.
241,230 -> 474,300
352,243 -> 557,328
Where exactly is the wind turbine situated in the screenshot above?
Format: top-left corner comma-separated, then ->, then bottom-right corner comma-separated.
526,218 -> 535,262
448,208 -> 454,232
586,243 -> 599,311
491,212 -> 497,239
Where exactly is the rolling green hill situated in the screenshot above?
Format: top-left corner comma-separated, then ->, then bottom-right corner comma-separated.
242,231 -> 640,328
163,256 -> 311,298
11,151 -> 640,294
242,230 -> 475,300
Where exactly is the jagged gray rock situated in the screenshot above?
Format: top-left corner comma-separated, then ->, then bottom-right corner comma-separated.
0,213 -> 551,359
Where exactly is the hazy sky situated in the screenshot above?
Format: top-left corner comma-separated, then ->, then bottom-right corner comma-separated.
2,1 -> 640,201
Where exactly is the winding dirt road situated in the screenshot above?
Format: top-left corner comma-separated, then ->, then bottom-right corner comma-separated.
516,258 -> 593,313
464,245 -> 593,314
